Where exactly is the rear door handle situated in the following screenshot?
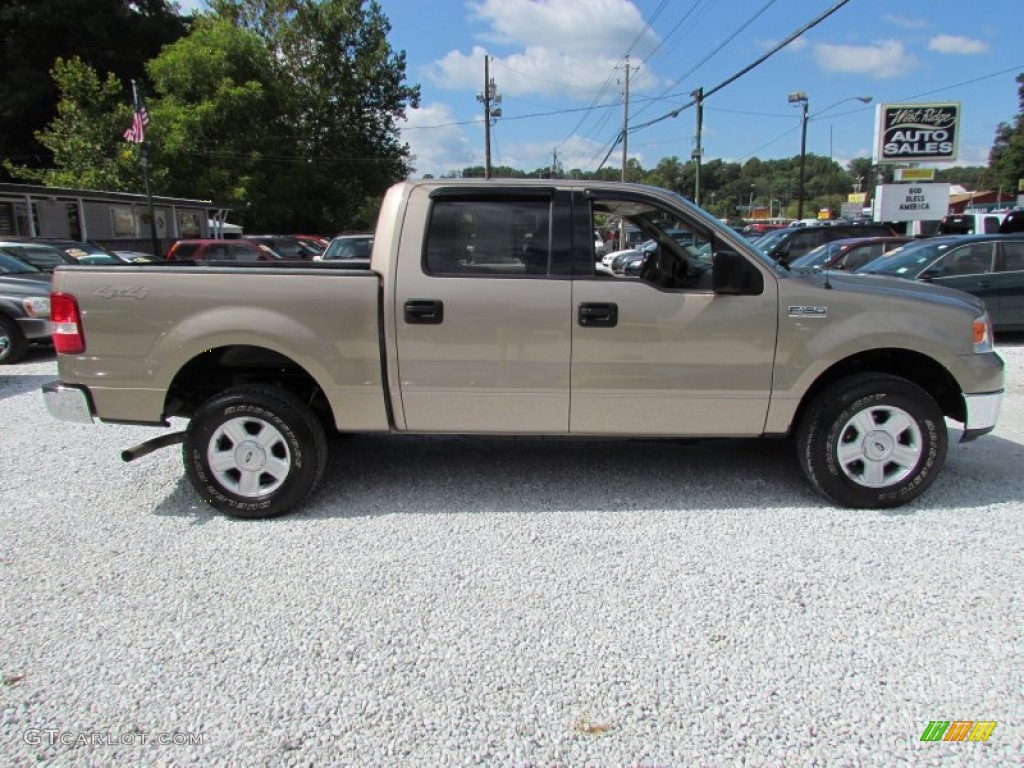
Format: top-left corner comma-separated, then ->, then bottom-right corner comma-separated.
578,302 -> 618,328
404,299 -> 444,324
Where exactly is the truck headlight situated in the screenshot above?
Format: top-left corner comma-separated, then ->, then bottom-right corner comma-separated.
973,312 -> 993,353
22,296 -> 51,318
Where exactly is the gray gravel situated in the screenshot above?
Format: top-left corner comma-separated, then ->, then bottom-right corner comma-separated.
1,342 -> 1022,766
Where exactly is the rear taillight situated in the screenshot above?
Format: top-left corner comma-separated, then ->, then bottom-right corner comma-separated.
50,292 -> 85,354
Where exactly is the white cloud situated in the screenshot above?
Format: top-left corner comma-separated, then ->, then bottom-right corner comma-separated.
468,0 -> 656,56
881,14 -> 929,30
928,34 -> 990,55
400,103 -> 479,177
424,0 -> 661,100
812,40 -> 919,79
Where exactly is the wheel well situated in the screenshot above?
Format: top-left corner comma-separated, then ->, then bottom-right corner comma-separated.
792,348 -> 965,433
165,345 -> 333,424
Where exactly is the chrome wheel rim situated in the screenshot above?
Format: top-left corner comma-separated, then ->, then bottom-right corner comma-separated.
207,416 -> 291,497
0,328 -> 10,361
836,404 -> 923,488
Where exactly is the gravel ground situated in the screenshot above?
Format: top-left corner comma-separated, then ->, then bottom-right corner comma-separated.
1,341 -> 1022,767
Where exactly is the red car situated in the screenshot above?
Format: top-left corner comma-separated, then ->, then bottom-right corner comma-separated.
166,239 -> 284,262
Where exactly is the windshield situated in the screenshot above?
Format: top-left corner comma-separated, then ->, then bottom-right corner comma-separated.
0,252 -> 43,274
0,244 -> 67,270
790,242 -> 838,270
751,228 -> 792,252
857,239 -> 954,277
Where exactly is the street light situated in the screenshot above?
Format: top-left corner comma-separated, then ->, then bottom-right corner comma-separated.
788,93 -> 872,221
788,92 -> 809,220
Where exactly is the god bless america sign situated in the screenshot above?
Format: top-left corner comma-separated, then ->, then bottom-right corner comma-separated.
873,103 -> 960,164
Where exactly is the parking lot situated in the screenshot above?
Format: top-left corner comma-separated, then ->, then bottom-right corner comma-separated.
1,341 -> 1022,765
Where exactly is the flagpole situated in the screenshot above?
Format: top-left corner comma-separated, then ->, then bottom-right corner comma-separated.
132,79 -> 160,258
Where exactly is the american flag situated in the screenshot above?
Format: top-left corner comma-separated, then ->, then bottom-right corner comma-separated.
124,95 -> 149,144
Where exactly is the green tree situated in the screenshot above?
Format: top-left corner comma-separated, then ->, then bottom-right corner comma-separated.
211,0 -> 421,231
989,73 -> 1024,197
3,57 -> 142,190
0,0 -> 187,180
145,17 -> 284,223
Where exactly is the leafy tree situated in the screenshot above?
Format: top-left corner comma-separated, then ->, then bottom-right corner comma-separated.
0,0 -> 187,180
210,0 -> 421,231
3,57 -> 142,190
145,17 -> 285,224
989,73 -> 1024,197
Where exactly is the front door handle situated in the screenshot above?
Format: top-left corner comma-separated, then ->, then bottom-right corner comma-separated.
578,302 -> 618,328
404,299 -> 444,324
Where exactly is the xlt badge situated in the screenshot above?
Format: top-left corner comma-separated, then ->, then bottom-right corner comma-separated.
788,305 -> 828,318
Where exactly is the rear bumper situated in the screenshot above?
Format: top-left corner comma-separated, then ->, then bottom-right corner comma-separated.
17,317 -> 52,343
960,390 -> 1002,442
41,381 -> 95,424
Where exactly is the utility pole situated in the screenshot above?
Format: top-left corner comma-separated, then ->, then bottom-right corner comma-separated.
476,56 -> 501,179
619,55 -> 633,249
621,55 -> 632,183
692,87 -> 703,206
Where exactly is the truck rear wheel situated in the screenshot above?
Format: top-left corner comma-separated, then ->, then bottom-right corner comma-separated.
184,386 -> 327,519
797,374 -> 947,508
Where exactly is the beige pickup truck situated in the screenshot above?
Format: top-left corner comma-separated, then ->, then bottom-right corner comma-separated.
43,180 -> 1004,518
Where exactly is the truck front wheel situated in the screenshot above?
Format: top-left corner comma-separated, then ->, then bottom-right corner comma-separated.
184,386 -> 327,519
797,374 -> 947,508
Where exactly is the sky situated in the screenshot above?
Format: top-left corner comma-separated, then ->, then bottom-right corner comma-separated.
177,0 -> 1024,181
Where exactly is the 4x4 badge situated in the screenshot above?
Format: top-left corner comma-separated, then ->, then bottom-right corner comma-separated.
788,305 -> 828,317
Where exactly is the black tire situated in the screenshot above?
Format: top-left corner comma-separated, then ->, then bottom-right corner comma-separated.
184,386 -> 327,519
0,315 -> 28,365
796,374 -> 947,508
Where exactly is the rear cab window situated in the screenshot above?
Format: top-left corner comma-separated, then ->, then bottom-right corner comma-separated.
425,197 -> 556,277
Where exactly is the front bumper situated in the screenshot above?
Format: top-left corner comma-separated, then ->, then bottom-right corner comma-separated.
41,381 -> 95,424
960,390 -> 1003,442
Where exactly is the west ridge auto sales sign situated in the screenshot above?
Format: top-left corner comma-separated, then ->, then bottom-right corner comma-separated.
873,102 -> 960,164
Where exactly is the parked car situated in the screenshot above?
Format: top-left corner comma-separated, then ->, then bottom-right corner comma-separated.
32,238 -> 128,265
244,235 -> 321,261
753,222 -> 898,265
319,233 -> 374,262
790,236 -> 912,272
0,240 -> 77,272
856,234 -> 1024,331
113,250 -> 155,263
0,252 -> 52,364
166,239 -> 284,263
937,212 -> 1009,235
999,210 -> 1024,234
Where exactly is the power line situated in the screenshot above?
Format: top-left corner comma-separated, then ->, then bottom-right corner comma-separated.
593,0 -> 853,171
631,0 -> 778,124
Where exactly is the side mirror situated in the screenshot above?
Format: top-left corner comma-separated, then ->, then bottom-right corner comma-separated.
713,250 -> 764,295
919,267 -> 944,281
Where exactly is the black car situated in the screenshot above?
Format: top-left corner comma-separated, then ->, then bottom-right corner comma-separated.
0,241 -> 77,272
0,237 -> 131,266
753,222 -> 898,265
0,253 -> 53,364
856,234 -> 1024,331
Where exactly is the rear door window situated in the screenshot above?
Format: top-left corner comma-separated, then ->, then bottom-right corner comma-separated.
1000,241 -> 1024,272
425,198 -> 552,276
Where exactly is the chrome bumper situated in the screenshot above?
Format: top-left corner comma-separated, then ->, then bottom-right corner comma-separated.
961,390 -> 1003,442
41,381 -> 95,424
